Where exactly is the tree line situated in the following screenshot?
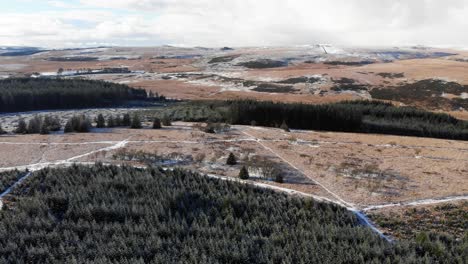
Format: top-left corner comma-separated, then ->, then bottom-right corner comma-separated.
4,113 -> 173,135
152,100 -> 468,140
0,78 -> 160,113
0,165 -> 465,263
227,100 -> 468,140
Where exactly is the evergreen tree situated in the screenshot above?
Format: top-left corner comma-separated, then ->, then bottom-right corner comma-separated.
0,78 -> 149,113
64,121 -> 73,133
0,165 -> 465,262
96,114 -> 106,128
226,153 -> 237,165
122,114 -> 131,127
107,116 -> 116,128
239,166 -> 249,179
43,115 -> 61,131
115,115 -> 122,126
27,116 -> 42,134
280,120 -> 290,132
40,122 -> 50,135
131,114 -> 142,129
64,115 -> 91,133
78,116 -> 91,132
152,118 -> 162,129
15,119 -> 28,134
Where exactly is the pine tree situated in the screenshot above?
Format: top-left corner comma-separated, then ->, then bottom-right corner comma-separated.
64,121 -> 73,133
78,116 -> 91,132
64,115 -> 90,133
15,119 -> 28,134
280,120 -> 290,132
226,153 -> 237,165
131,114 -> 142,129
152,118 -> 162,129
162,116 -> 172,126
122,114 -> 131,127
115,115 -> 122,126
96,114 -> 106,128
43,115 -> 61,131
107,116 -> 116,128
239,166 -> 249,180
27,116 -> 42,134
40,123 -> 50,135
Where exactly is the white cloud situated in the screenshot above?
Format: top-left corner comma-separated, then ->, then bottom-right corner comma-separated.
1,0 -> 468,47
47,1 -> 76,8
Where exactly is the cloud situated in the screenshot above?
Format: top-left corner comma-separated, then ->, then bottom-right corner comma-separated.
1,0 -> 468,47
47,1 -> 76,8
0,11 -> 160,47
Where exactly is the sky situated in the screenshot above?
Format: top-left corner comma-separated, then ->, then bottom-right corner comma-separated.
1,0 -> 468,48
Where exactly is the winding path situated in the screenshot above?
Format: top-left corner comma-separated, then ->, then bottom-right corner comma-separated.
1,128 -> 467,242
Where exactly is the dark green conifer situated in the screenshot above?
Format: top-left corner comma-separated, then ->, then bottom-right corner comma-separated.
239,166 -> 249,180
131,114 -> 142,129
15,119 -> 28,134
96,114 -> 106,128
280,120 -> 290,132
226,153 -> 237,165
122,113 -> 131,127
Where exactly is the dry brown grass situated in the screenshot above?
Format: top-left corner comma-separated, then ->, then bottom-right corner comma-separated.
1,122 -> 466,209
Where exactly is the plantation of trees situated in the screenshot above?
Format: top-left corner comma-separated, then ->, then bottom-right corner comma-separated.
0,170 -> 24,194
228,100 -> 468,140
153,100 -> 468,140
0,165 -> 466,263
0,78 -> 149,112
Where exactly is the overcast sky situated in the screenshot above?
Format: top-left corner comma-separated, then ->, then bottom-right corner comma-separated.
1,0 -> 468,48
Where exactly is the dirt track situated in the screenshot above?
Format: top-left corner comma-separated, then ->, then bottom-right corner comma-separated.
0,122 -> 466,209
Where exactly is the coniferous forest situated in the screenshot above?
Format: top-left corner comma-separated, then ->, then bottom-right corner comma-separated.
228,100 -> 468,140
155,100 -> 468,140
0,78 -> 149,112
0,165 -> 466,263
0,170 -> 24,194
